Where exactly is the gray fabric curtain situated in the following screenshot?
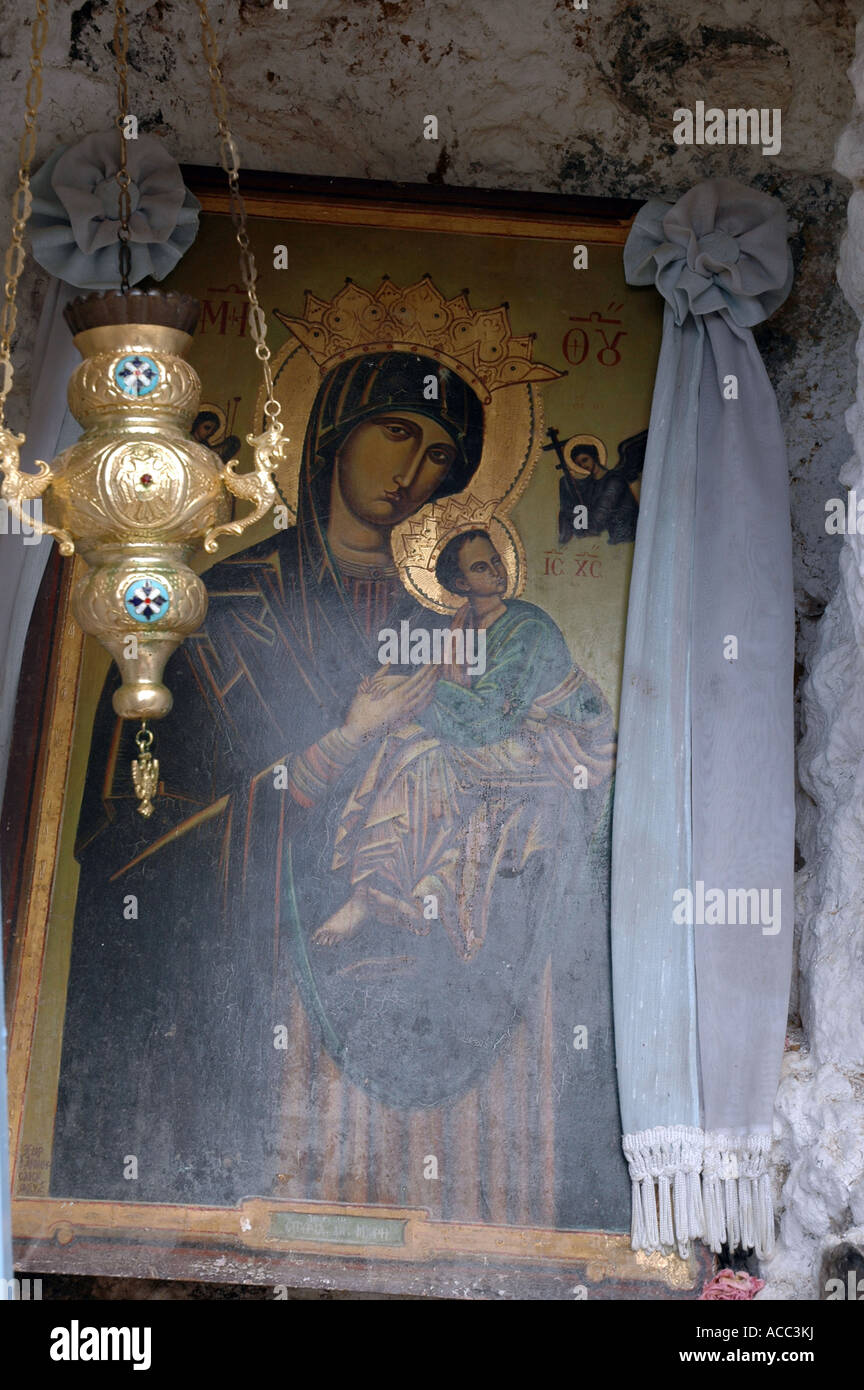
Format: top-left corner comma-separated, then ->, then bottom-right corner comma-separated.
611,179 -> 795,1256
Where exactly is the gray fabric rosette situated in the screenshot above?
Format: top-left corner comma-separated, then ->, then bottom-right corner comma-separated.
29,130 -> 200,290
623,178 -> 794,328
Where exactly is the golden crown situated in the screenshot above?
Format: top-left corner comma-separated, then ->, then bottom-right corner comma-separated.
395,493 -> 500,571
275,276 -> 563,404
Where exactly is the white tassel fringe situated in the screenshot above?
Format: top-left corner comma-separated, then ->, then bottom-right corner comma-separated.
623,1125 -> 704,1258
702,1132 -> 774,1259
623,1127 -> 774,1259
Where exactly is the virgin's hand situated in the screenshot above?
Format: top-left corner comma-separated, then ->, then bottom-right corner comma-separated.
343,667 -> 438,743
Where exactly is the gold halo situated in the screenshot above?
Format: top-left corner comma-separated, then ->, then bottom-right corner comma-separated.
563,433 -> 607,477
195,401 -> 228,445
400,513 -> 526,616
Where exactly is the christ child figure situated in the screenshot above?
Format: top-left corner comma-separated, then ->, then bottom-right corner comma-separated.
311,529 -> 615,956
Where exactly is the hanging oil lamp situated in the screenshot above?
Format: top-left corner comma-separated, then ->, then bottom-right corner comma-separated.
0,0 -> 286,815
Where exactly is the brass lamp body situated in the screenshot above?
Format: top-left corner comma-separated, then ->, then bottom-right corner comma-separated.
46,319 -> 230,719
0,291 -> 282,724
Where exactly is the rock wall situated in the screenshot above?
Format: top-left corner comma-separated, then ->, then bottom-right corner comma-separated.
0,0 -> 861,1298
764,9 -> 864,1304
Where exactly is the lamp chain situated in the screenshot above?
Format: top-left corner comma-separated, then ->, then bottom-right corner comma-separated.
194,0 -> 282,430
112,0 -> 133,293
0,0 -> 49,422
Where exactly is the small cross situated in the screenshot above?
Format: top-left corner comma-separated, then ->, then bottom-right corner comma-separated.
118,357 -> 158,394
130,581 -> 167,620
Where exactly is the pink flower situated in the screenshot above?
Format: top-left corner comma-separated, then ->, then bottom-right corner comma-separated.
699,1269 -> 765,1301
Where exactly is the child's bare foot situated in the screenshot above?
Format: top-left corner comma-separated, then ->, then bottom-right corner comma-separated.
312,892 -> 368,946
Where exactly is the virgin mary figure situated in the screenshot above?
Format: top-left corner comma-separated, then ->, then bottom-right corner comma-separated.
52,346 -> 629,1231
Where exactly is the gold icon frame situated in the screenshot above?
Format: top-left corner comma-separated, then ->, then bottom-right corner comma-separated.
2,170 -> 707,1298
